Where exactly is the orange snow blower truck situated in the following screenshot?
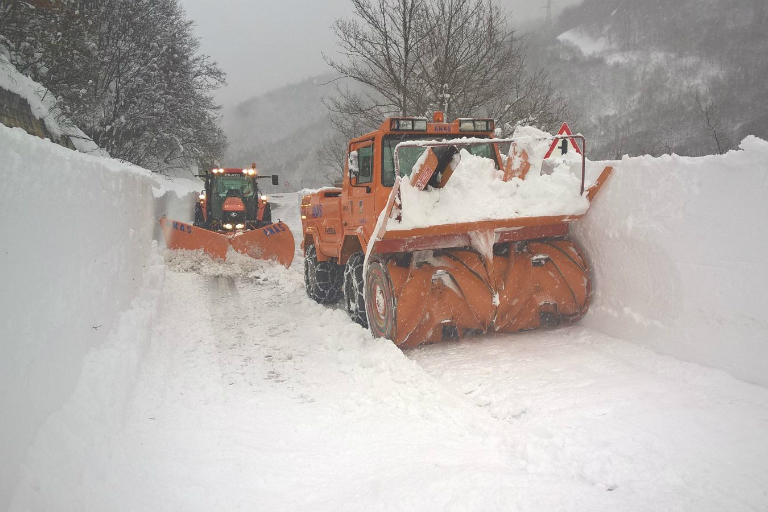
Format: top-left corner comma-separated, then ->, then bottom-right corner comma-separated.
160,164 -> 294,267
300,113 -> 612,348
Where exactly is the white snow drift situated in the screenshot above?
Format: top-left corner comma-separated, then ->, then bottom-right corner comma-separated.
0,124 -> 198,508
575,136 -> 768,386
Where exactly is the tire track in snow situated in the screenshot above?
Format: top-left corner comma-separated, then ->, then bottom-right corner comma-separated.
145,251 -> 634,511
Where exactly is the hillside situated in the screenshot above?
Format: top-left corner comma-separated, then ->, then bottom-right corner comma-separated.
222,73 -> 339,190
222,0 -> 768,183
529,0 -> 768,159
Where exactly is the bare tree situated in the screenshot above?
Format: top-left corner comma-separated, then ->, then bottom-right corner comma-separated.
325,0 -> 570,145
325,0 -> 434,118
413,0 -> 526,120
693,92 -> 727,155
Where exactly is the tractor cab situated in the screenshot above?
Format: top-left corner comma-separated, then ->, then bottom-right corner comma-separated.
194,165 -> 279,231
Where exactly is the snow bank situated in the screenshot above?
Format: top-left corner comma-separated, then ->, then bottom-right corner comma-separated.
0,124 -> 197,508
574,136 -> 768,386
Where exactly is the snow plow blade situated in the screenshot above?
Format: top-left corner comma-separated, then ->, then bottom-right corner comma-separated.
365,163 -> 614,348
160,217 -> 295,267
229,221 -> 295,268
159,217 -> 230,260
371,235 -> 590,348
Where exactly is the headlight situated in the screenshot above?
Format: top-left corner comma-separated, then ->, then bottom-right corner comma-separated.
261,195 -> 268,201
223,223 -> 233,230
235,223 -> 244,229
199,194 -> 205,200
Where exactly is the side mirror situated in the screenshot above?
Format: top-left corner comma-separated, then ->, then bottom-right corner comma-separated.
271,175 -> 279,186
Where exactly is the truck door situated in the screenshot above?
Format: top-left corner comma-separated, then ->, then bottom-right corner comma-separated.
343,140 -> 377,244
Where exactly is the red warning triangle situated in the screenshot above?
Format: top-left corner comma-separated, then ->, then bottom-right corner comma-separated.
544,123 -> 582,159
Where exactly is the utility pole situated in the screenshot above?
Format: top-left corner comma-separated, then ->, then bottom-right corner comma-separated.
544,0 -> 553,25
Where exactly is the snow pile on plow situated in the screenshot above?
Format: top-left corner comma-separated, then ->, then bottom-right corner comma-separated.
393,126 -> 608,231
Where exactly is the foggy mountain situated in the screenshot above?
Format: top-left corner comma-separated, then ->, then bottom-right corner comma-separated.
221,73 -> 339,191
223,0 -> 767,189
529,0 -> 768,158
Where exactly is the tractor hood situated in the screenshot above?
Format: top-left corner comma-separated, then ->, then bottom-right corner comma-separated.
222,197 -> 246,212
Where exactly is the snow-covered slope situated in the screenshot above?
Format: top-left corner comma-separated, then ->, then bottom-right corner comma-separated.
0,124 -> 199,508
222,74 -> 339,190
574,136 -> 768,386
0,54 -> 105,156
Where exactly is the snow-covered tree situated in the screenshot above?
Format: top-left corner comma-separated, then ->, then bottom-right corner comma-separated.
0,0 -> 227,174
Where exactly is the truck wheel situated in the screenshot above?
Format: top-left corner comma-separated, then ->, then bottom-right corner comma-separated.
343,252 -> 368,328
304,244 -> 342,304
365,259 -> 396,340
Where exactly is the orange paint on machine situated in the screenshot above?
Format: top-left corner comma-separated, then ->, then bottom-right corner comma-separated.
301,112 -> 612,348
159,165 -> 294,267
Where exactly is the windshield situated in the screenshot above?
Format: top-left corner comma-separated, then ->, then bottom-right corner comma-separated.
210,175 -> 256,220
381,135 -> 498,186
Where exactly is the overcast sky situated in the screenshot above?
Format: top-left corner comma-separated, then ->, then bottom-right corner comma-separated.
180,0 -> 577,108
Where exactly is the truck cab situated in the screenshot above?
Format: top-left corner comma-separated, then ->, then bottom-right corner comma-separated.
300,113 -> 501,325
301,113 -> 498,266
195,166 -> 279,232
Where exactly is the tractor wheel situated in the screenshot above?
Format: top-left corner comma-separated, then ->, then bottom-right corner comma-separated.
365,259 -> 396,340
304,244 -> 342,304
343,252 -> 368,327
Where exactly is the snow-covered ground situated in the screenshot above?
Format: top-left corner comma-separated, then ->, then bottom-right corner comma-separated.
6,192 -> 768,511
3,112 -> 768,510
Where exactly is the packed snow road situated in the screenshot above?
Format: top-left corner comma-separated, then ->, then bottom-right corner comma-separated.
10,195 -> 768,511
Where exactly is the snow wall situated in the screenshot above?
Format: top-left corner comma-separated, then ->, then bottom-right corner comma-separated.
0,124 -> 197,508
574,136 -> 768,387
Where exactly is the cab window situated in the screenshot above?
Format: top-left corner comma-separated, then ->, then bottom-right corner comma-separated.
382,136 -> 498,186
382,141 -> 427,186
357,144 -> 373,184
